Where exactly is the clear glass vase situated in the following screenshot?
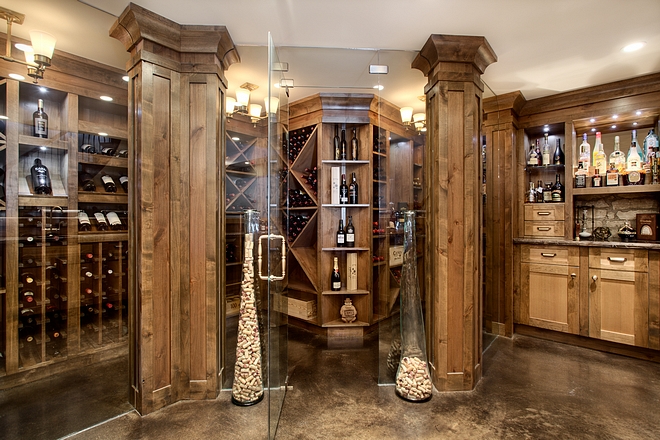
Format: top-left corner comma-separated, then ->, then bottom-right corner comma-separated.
394,210 -> 432,402
231,210 -> 264,406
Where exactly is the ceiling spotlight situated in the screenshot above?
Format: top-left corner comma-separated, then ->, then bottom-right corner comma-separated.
611,125 -> 617,129
591,128 -> 597,132
100,95 -> 113,102
39,86 -> 47,92
633,122 -> 638,126
98,132 -> 108,136
373,85 -> 384,91
8,73 -> 25,81
122,75 -> 129,82
589,118 -> 595,123
543,127 -> 549,132
635,111 -> 641,116
612,114 -> 618,119
622,42 -> 645,53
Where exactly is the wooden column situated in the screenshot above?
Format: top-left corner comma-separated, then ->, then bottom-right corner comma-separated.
482,92 -> 526,337
110,4 -> 239,414
413,35 -> 496,391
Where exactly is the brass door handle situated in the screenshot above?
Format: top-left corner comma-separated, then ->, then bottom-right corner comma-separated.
257,234 -> 287,281
537,212 -> 551,216
592,275 -> 598,282
537,227 -> 551,231
570,273 -> 577,278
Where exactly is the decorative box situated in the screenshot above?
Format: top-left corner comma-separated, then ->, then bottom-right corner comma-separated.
636,213 -> 659,241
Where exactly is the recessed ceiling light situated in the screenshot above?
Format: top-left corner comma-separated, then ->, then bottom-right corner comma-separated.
622,42 -> 645,53
373,85 -> 384,91
40,146 -> 47,151
635,111 -> 641,115
100,95 -> 113,102
232,137 -> 240,141
543,124 -> 549,128
591,128 -> 597,132
122,75 -> 129,82
98,132 -> 108,136
589,118 -> 595,123
39,87 -> 47,93
612,114 -> 618,119
8,73 -> 25,81
543,127 -> 549,132
15,43 -> 32,52
611,125 -> 617,129
633,122 -> 638,126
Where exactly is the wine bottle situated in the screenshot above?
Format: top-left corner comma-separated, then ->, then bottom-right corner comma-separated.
346,215 -> 355,248
119,175 -> 128,192
101,145 -> 117,156
31,158 -> 52,194
351,127 -> 359,160
551,174 -> 564,202
339,174 -> 348,204
81,144 -> 96,154
625,129 -> 645,185
331,256 -> 341,291
80,173 -> 96,192
336,218 -> 346,247
101,174 -> 117,192
592,131 -> 606,175
534,139 -> 542,165
348,172 -> 359,204
553,138 -> 564,165
21,271 -> 36,285
609,135 -> 626,173
106,211 -> 122,230
116,149 -> 128,158
92,211 -> 109,231
542,133 -> 551,166
33,99 -> 48,138
334,125 -> 341,160
78,211 -> 92,231
340,129 -> 347,160
578,133 -> 590,171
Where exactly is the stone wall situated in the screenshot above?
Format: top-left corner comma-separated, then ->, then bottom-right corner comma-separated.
575,193 -> 659,241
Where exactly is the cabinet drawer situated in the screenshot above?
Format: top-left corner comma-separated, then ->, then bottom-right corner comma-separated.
522,245 -> 578,266
524,221 -> 564,238
589,248 -> 648,272
524,204 -> 565,221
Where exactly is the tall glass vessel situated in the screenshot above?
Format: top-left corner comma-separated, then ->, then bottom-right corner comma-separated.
232,210 -> 264,406
394,211 -> 432,402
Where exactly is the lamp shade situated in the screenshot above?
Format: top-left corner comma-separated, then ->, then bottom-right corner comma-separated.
236,89 -> 250,107
23,47 -> 37,65
249,104 -> 262,118
400,107 -> 413,124
264,97 -> 279,114
29,30 -> 56,63
226,97 -> 236,114
413,113 -> 425,123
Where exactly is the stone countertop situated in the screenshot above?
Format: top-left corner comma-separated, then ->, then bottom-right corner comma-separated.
513,237 -> 660,250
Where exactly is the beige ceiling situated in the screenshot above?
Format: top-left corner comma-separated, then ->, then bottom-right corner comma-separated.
3,0 -> 659,115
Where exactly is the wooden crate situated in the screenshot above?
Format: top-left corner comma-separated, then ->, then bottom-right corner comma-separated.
273,292 -> 317,320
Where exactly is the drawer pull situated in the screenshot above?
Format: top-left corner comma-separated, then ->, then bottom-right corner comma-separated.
541,253 -> 556,258
536,212 -> 551,216
592,275 -> 598,282
536,227 -> 552,231
570,273 -> 577,278
607,257 -> 627,263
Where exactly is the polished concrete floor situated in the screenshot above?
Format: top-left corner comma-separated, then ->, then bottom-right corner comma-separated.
3,327 -> 660,439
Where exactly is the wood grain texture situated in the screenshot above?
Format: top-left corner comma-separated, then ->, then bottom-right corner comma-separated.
649,251 -> 660,350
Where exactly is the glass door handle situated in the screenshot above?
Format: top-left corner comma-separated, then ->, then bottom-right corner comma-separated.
257,234 -> 287,281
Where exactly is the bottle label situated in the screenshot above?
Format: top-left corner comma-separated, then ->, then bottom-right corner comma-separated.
551,191 -> 562,202
346,233 -> 355,242
106,212 -> 121,226
628,171 -> 641,184
101,175 -> 114,185
340,194 -> 348,203
34,117 -> 47,136
332,281 -> 341,290
606,172 -> 619,186
337,235 -> 344,244
94,213 -> 107,224
78,212 -> 91,225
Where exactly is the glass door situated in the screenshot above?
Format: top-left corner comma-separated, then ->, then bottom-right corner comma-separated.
265,33 -> 289,438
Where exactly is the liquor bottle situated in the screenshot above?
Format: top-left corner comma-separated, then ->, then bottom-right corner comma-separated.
551,174 -> 564,202
627,129 -> 645,162
80,172 -> 96,192
351,127 -> 359,160
644,129 -> 659,163
106,211 -> 123,230
609,135 -> 626,173
33,99 -> 48,138
340,129 -> 347,160
525,181 -> 536,203
346,215 -> 355,247
625,129 -> 644,185
536,180 -> 544,202
336,218 -> 346,247
334,125 -> 341,160
331,256 -> 341,291
578,133 -> 590,171
78,210 -> 92,231
119,175 -> 128,192
101,174 -> 117,192
348,172 -> 359,204
592,169 -> 602,187
527,142 -> 539,166
541,133 -> 551,166
606,164 -> 619,186
574,162 -> 587,188
339,174 -> 348,204
31,158 -> 52,195
542,183 -> 552,203
534,139 -> 542,165
92,211 -> 109,231
592,132 -> 606,175
553,138 -> 564,165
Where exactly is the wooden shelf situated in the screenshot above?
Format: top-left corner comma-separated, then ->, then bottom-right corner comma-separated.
78,193 -> 128,203
322,319 -> 369,328
572,185 -> 660,196
18,135 -> 68,150
78,120 -> 128,140
321,247 -> 369,252
321,160 -> 370,165
321,204 -> 370,208
77,232 -> 129,243
525,164 -> 566,172
78,153 -> 128,168
18,195 -> 68,207
321,289 -> 369,295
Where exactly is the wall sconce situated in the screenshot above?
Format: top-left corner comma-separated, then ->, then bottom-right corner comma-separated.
400,107 -> 413,125
413,113 -> 427,132
248,104 -> 262,124
0,7 -> 57,83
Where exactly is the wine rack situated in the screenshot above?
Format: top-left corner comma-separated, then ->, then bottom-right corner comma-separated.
0,76 -> 129,385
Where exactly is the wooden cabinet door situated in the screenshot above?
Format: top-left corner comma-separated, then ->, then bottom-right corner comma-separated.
589,268 -> 649,347
521,262 -> 579,334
